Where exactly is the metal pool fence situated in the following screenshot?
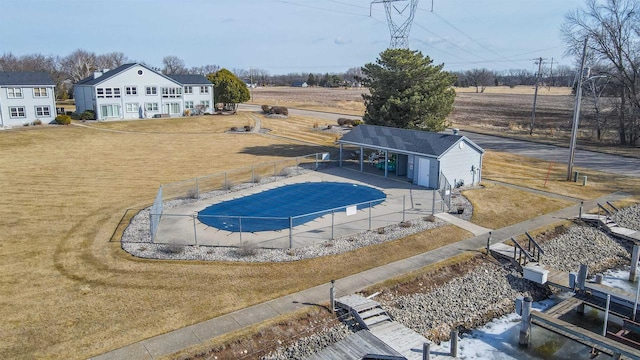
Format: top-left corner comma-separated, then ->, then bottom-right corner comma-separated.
150,152 -> 334,241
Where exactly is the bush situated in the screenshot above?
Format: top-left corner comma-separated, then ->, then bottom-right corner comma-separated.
337,118 -> 362,127
32,119 -> 42,126
269,106 -> 288,116
261,105 -> 271,113
352,120 -> 363,126
79,110 -> 95,120
236,242 -> 258,257
55,114 -> 71,125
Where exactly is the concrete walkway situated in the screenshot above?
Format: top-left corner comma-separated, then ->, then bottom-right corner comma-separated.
91,191 -> 629,360
434,212 -> 492,236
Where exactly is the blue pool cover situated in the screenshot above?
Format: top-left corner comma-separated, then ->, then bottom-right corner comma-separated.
197,182 -> 386,232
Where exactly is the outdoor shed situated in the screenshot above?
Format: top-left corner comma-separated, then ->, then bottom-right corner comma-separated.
337,125 -> 485,189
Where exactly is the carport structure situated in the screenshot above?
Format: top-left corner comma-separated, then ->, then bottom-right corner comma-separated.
337,125 -> 485,189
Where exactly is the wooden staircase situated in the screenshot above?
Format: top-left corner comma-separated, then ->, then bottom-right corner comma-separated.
335,294 -> 393,330
580,202 -> 640,245
489,232 -> 544,272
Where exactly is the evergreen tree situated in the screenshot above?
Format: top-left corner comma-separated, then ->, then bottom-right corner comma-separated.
207,68 -> 250,112
361,49 -> 455,131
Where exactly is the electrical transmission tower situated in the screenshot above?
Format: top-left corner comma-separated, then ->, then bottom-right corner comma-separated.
371,0 -> 419,49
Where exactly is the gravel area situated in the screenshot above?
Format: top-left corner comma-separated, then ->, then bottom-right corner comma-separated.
260,203 -> 640,358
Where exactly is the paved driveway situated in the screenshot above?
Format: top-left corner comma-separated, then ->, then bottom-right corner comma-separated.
460,131 -> 640,178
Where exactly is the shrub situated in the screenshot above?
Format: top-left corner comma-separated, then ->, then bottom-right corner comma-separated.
79,110 -> 95,120
222,180 -> 234,190
269,106 -> 288,116
337,118 -> 348,126
236,242 -> 258,257
352,120 -> 363,126
261,105 -> 271,113
230,126 -> 238,131
32,119 -> 42,126
400,221 -> 412,228
424,215 -> 437,222
55,114 -> 72,125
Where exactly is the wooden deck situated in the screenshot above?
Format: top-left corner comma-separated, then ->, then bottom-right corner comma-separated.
531,311 -> 640,359
319,295 -> 429,360
306,330 -> 405,360
581,213 -> 640,245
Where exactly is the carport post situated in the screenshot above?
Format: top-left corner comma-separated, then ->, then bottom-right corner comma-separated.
359,146 -> 364,172
289,217 -> 293,249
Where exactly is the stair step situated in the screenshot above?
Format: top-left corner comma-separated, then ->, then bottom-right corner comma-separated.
364,314 -> 391,327
359,307 -> 387,320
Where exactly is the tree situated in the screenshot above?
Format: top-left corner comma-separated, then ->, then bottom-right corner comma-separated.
465,68 -> 495,93
60,49 -> 96,82
361,49 -> 455,131
162,55 -> 186,74
207,68 -> 250,112
306,73 -> 317,86
562,0 -> 640,145
96,52 -> 128,70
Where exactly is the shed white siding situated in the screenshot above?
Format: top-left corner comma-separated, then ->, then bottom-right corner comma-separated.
0,85 -> 57,127
439,139 -> 483,187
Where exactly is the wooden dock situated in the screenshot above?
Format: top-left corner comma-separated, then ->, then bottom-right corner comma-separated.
310,295 -> 429,360
531,311 -> 640,359
581,213 -> 640,244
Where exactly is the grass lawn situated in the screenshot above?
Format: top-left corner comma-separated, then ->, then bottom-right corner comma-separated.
0,117 -> 471,359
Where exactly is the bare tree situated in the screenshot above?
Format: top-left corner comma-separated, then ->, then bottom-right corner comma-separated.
189,64 -> 220,76
96,52 -> 128,70
465,68 -> 495,93
162,55 -> 186,74
60,49 -> 97,82
562,0 -> 640,145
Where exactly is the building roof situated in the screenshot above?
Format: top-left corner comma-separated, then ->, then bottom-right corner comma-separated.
338,124 -> 484,157
0,71 -> 55,86
75,63 -> 191,86
165,74 -> 211,85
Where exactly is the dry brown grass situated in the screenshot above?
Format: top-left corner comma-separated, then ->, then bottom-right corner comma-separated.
462,182 -> 574,229
248,87 -> 366,115
261,114 -> 343,146
482,151 -> 640,199
0,118 -> 471,359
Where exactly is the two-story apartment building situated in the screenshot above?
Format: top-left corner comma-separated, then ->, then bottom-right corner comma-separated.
0,71 -> 57,128
73,63 -> 214,121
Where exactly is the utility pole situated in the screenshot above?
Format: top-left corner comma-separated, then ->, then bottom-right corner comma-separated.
549,58 -> 556,87
530,57 -> 546,135
567,38 -> 588,181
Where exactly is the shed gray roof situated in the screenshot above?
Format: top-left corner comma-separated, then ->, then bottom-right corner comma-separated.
338,124 -> 483,157
0,71 -> 55,86
165,74 -> 211,85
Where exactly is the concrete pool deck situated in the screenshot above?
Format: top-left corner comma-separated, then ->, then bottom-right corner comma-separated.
154,166 -> 439,248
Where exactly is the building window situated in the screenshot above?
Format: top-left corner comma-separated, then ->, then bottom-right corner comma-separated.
98,87 -> 120,98
9,106 -> 26,118
161,87 -> 182,98
35,106 -> 51,117
200,86 -> 210,94
100,104 -> 120,118
125,103 -> 139,113
168,103 -> 180,114
137,69 -> 144,76
113,88 -> 121,97
7,88 -> 23,98
145,102 -> 159,111
200,100 -> 210,108
184,86 -> 193,94
33,88 -> 48,97
184,101 -> 194,110
97,88 -> 104,98
125,86 -> 137,95
146,86 -> 157,95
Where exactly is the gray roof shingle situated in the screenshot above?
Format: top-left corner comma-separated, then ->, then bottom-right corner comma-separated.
0,71 -> 55,86
165,74 -> 211,85
338,124 -> 482,157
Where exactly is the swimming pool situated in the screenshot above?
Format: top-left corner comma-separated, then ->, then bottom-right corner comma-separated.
197,182 -> 386,232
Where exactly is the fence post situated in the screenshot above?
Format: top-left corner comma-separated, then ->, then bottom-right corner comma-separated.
331,211 -> 335,240
274,161 -> 277,177
402,195 -> 406,223
579,201 -> 583,219
369,202 -> 372,231
224,172 -> 227,189
486,231 -> 492,255
431,190 -> 436,215
289,217 -> 293,249
251,165 -> 255,184
193,215 -> 198,247
450,329 -> 458,357
422,343 -> 430,360
239,216 -> 243,245
330,279 -> 336,313
195,177 -> 199,199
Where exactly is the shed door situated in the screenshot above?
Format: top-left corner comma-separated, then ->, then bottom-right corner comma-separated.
417,158 -> 430,187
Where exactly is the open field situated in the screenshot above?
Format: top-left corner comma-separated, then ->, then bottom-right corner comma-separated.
2,89 -> 639,359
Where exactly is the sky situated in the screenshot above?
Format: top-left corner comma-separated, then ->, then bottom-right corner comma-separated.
0,0 -> 587,75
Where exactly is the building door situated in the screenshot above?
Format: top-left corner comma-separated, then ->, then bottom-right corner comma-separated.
417,158 -> 430,187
